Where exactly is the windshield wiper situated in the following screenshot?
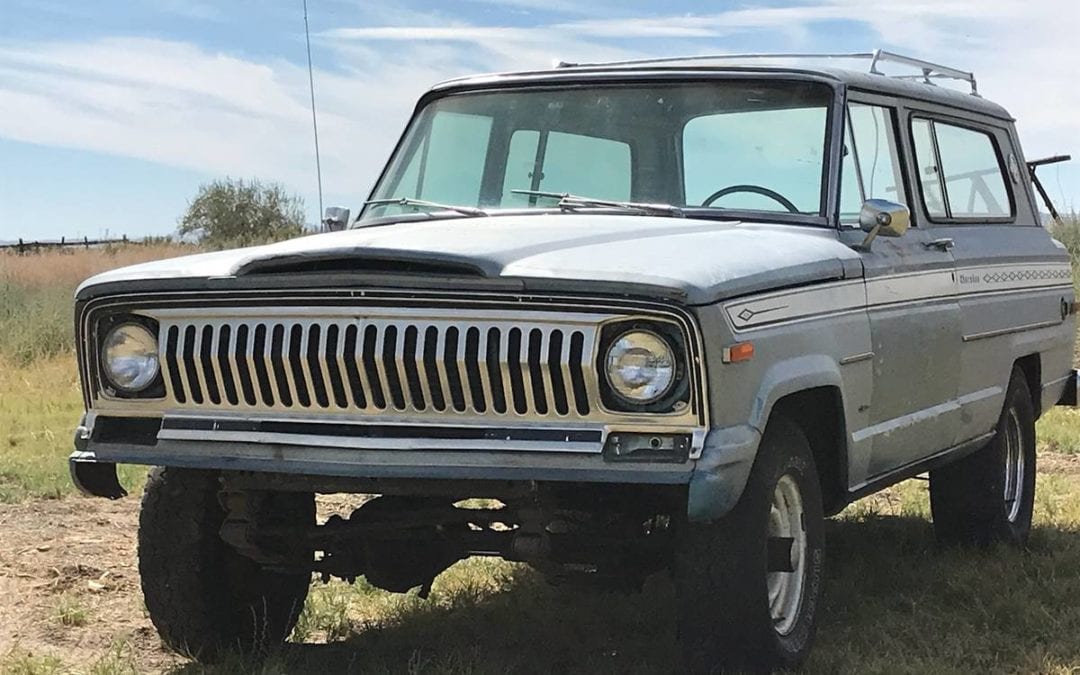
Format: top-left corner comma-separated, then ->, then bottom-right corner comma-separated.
363,197 -> 489,217
510,190 -> 684,218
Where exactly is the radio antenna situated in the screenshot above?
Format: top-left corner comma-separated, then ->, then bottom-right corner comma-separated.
302,0 -> 324,223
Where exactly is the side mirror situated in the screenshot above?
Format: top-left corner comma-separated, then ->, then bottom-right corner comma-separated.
859,199 -> 909,237
858,199 -> 909,249
322,206 -> 351,232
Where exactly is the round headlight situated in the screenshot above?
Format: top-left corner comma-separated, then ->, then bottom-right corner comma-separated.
604,330 -> 676,404
101,323 -> 160,393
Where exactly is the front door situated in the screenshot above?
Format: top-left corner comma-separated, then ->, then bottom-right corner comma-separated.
839,99 -> 963,485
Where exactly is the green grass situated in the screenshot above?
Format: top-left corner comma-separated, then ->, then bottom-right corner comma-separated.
52,594 -> 90,628
1038,407 -> 1080,454
0,282 -> 75,366
0,355 -> 144,502
0,649 -> 66,675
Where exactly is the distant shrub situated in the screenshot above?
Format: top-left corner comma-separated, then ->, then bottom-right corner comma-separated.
178,178 -> 306,249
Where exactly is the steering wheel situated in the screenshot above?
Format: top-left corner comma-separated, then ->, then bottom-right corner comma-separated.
700,184 -> 800,213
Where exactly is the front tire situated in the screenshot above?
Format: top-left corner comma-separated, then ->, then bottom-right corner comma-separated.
675,415 -> 825,673
138,467 -> 314,662
930,367 -> 1037,547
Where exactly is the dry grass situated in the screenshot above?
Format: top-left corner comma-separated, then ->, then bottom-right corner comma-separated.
0,245 -> 192,365
0,244 -> 191,289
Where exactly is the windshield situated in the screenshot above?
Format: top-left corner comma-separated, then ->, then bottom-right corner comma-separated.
359,80 -> 833,223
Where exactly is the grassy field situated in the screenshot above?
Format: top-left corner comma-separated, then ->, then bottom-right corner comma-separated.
2,240 -> 1080,674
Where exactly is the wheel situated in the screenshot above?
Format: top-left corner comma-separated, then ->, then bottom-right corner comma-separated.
674,415 -> 825,673
930,367 -> 1036,547
138,467 -> 314,662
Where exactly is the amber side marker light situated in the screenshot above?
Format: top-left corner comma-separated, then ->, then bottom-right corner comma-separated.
721,342 -> 755,364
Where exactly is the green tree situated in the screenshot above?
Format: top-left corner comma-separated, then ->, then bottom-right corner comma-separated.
178,178 -> 306,249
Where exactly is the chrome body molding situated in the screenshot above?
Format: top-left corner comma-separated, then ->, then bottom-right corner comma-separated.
838,351 -> 874,365
962,319 -> 1065,343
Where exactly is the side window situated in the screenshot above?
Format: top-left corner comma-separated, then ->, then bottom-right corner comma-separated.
498,130 -> 632,205
839,103 -> 906,224
911,118 -> 1012,220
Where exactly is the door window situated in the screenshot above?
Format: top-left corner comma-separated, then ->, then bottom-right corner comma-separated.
910,119 -> 1012,220
839,103 -> 906,225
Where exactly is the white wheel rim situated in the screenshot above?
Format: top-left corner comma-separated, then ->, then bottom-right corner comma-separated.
767,474 -> 807,636
1003,408 -> 1025,523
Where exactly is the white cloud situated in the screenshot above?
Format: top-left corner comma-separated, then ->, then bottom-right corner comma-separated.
0,0 -> 1077,217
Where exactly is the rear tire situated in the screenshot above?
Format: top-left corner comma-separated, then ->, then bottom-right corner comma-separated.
674,415 -> 825,673
930,367 -> 1037,548
138,467 -> 313,662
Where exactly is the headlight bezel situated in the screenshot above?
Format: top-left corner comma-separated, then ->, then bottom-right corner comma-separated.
597,320 -> 691,414
96,315 -> 164,398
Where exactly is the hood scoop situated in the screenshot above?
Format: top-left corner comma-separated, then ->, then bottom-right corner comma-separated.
234,247 -> 497,278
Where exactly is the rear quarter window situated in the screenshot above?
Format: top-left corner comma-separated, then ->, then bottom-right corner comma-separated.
910,117 -> 1013,221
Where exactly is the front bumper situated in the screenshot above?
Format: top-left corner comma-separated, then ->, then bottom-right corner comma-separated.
70,416 -> 760,521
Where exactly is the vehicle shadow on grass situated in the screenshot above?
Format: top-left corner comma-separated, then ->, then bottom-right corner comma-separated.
170,515 -> 1080,675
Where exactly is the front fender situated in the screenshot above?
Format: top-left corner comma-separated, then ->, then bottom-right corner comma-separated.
687,354 -> 845,522
749,354 -> 844,432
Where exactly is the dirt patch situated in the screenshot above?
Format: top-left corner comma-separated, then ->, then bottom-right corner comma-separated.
0,495 -> 181,672
0,493 -> 373,671
1041,451 -> 1080,475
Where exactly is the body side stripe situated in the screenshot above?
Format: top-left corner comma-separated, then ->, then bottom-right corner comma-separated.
726,262 -> 1072,331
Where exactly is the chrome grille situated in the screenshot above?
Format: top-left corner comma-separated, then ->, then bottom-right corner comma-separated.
160,315 -> 596,418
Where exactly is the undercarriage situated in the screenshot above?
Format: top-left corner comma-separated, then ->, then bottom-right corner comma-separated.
217,472 -> 686,596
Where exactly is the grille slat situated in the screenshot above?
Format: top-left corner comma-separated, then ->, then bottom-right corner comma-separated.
371,324 -> 391,410
538,329 -> 558,416
496,330 -> 516,415
297,323 -> 316,408
278,324 -> 300,407
161,316 -> 599,419
433,328 -> 453,412
178,325 -> 201,404
413,326 -> 435,412
196,325 -> 219,404
236,325 -> 256,406
474,328 -> 494,415
210,324 -> 227,401
455,329 -> 475,413
325,324 -> 348,409
255,324 -> 276,407
163,325 -> 186,403
519,329 -> 537,416
391,326 -> 413,411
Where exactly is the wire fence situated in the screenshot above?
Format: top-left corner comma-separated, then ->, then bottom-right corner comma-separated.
0,236 -> 140,254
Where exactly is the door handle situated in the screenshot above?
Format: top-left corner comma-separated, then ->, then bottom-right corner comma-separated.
923,238 -> 955,251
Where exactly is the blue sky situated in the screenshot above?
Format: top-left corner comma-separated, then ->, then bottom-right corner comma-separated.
2,0 -> 1078,241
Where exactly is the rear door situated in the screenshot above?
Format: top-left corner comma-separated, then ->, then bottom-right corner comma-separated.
906,112 -> 1074,443
839,96 -> 963,484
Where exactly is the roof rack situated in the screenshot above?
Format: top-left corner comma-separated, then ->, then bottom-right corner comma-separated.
555,49 -> 979,96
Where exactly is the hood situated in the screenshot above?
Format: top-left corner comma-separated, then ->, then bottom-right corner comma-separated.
78,214 -> 863,305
